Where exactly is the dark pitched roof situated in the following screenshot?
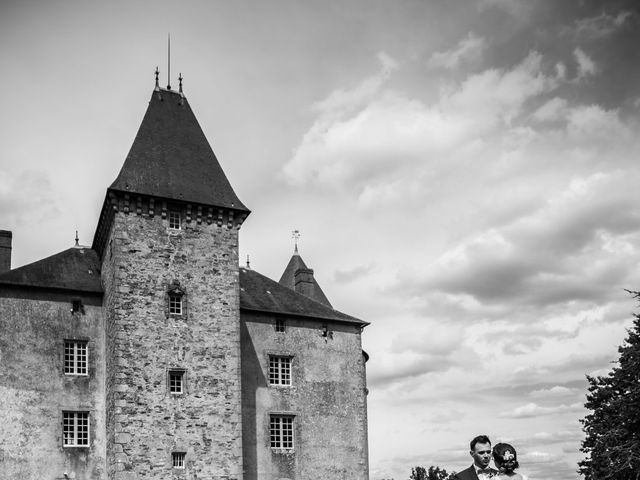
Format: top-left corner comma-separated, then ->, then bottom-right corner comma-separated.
278,250 -> 332,307
0,247 -> 102,293
240,267 -> 366,325
110,88 -> 249,212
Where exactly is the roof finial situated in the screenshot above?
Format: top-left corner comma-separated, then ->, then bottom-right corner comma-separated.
167,33 -> 171,90
154,66 -> 160,90
179,73 -> 183,94
75,230 -> 79,247
246,254 -> 251,269
292,229 -> 300,254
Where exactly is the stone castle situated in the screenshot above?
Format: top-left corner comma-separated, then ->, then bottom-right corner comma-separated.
0,74 -> 369,480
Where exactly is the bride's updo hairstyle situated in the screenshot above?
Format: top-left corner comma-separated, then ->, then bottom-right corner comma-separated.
493,443 -> 519,473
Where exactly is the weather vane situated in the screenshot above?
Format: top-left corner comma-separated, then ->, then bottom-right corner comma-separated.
292,229 -> 300,253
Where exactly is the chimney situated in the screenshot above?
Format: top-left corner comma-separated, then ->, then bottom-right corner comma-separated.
0,230 -> 12,273
294,267 -> 316,298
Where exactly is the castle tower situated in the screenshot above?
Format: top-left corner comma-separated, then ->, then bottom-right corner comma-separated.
93,79 -> 249,480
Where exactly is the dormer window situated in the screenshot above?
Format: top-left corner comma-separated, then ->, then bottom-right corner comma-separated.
167,281 -> 186,316
168,210 -> 181,230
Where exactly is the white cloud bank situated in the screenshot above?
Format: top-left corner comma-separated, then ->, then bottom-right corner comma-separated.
284,44 -> 640,480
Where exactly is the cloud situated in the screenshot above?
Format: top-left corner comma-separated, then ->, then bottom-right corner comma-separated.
500,402 -> 583,418
405,168 -> 640,308
531,429 -> 583,444
367,353 -> 456,387
283,51 -> 558,189
565,10 -> 636,40
532,97 -> 568,122
573,48 -> 597,81
531,386 -> 580,399
428,33 -> 487,70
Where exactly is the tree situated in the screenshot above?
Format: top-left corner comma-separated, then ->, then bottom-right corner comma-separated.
579,290 -> 640,479
410,466 -> 454,480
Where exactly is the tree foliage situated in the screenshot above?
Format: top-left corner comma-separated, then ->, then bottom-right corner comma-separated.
579,290 -> 640,479
410,466 -> 454,480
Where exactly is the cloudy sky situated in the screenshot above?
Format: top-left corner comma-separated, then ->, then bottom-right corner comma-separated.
2,1 -> 640,479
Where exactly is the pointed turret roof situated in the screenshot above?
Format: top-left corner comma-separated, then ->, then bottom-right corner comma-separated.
279,249 -> 332,307
109,88 -> 248,212
241,268 -> 365,325
0,246 -> 102,293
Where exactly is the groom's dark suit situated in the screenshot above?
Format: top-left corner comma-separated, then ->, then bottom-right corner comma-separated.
453,465 -> 499,480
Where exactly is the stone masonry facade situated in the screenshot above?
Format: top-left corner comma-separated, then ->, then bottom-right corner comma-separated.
103,204 -> 243,479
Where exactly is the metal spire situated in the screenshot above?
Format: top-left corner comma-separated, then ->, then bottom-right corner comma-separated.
167,33 -> 171,90
292,229 -> 300,254
154,67 -> 159,89
75,230 -> 79,247
246,254 -> 251,269
179,73 -> 183,94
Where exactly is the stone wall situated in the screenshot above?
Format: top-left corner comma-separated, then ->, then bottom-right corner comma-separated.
102,208 -> 243,480
0,290 -> 106,480
241,312 -> 369,480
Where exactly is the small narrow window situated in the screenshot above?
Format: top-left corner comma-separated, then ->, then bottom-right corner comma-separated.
63,411 -> 89,447
169,211 -> 181,230
64,340 -> 88,375
269,356 -> 291,386
275,318 -> 286,333
167,281 -> 186,316
270,415 -> 294,449
169,294 -> 182,315
169,369 -> 185,394
172,452 -> 186,468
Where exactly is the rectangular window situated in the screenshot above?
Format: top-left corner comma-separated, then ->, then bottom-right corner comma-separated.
169,294 -> 182,315
172,452 -> 186,468
169,211 -> 181,230
64,340 -> 88,375
269,356 -> 291,386
275,318 -> 286,332
270,415 -> 294,449
63,411 -> 89,447
169,370 -> 185,394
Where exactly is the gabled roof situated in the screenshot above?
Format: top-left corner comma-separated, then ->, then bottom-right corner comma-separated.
278,250 -> 332,307
109,88 -> 248,212
240,267 -> 366,325
0,247 -> 102,293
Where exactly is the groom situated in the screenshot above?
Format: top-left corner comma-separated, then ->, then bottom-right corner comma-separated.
452,435 -> 498,480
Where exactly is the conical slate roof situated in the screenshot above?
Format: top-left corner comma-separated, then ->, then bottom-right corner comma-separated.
110,88 -> 248,212
241,268 -> 365,325
0,246 -> 102,293
279,249 -> 332,307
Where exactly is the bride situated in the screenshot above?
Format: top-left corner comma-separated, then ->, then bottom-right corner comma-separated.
492,443 -> 527,480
